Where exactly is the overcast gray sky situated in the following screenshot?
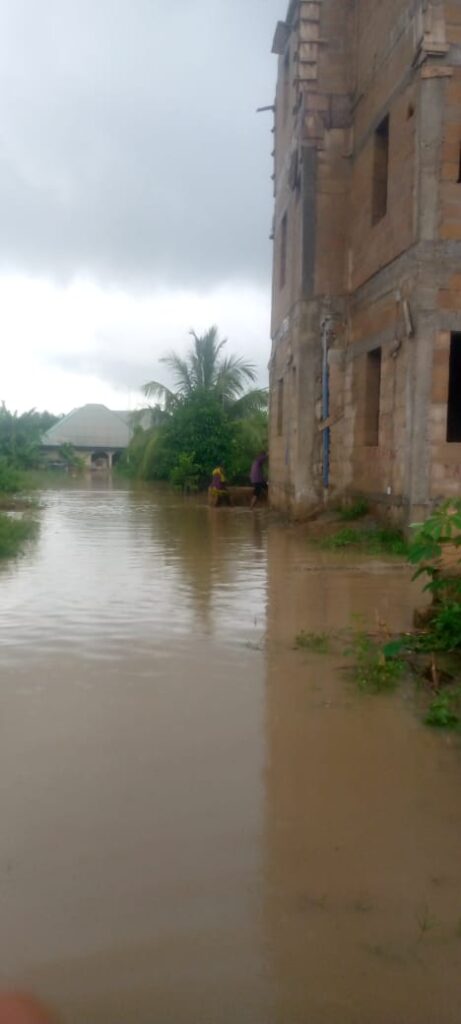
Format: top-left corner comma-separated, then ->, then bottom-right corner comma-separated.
0,0 -> 282,412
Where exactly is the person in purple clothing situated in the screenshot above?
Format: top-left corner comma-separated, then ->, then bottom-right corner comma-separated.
250,451 -> 268,509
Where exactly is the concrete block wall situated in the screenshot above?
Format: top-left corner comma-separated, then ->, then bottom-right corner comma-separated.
269,0 -> 461,521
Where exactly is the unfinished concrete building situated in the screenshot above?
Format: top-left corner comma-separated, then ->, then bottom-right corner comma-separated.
269,0 -> 461,522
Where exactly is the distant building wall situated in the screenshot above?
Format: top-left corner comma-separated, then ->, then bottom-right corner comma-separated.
42,447 -> 122,469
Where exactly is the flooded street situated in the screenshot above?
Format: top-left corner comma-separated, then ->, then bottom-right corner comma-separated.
0,482 -> 459,1023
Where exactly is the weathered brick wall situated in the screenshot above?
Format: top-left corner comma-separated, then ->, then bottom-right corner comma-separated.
269,0 -> 461,520
328,0 -> 420,510
271,5 -> 306,337
349,88 -> 417,292
428,43 -> 461,501
445,2 -> 461,45
440,70 -> 461,242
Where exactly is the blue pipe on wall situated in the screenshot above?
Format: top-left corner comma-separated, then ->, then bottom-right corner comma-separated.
322,324 -> 330,490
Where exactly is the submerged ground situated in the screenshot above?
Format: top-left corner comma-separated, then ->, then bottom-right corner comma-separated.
0,481 -> 459,1023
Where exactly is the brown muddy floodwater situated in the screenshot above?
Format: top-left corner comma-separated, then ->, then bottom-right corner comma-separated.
0,481 -> 460,1023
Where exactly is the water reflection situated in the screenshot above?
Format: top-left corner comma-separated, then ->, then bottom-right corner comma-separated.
145,496 -> 266,632
0,485 -> 267,661
264,525 -> 461,1024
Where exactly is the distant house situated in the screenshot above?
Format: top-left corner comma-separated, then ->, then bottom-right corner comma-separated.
41,404 -> 133,469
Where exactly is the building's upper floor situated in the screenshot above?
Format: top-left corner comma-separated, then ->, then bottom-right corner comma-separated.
270,0 -> 459,334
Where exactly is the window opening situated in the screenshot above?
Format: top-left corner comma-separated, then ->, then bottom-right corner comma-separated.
364,348 -> 382,446
277,378 -> 284,437
372,115 -> 390,224
282,47 -> 290,123
280,213 -> 288,290
457,144 -> 461,184
447,333 -> 461,441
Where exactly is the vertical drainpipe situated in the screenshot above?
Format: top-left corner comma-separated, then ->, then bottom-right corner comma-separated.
321,316 -> 331,492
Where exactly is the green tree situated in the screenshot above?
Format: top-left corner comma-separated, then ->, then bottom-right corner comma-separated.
143,326 -> 267,415
128,327 -> 268,487
229,410 -> 268,483
0,405 -> 59,468
170,453 -> 201,492
58,443 -> 85,472
141,393 -> 234,485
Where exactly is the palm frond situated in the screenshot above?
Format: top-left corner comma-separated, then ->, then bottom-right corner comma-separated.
142,380 -> 177,412
215,355 -> 257,402
188,326 -> 228,391
130,405 -> 168,429
144,326 -> 258,410
228,389 -> 269,420
159,353 -> 194,396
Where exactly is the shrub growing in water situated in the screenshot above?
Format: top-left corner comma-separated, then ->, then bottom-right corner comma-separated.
425,690 -> 461,729
321,527 -> 407,556
0,514 -> 37,558
346,631 -> 405,693
170,453 -> 201,492
0,458 -> 23,493
294,631 -> 331,653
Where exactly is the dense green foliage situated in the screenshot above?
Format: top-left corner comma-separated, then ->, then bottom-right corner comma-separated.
320,526 -> 407,556
295,501 -> 461,731
126,327 -> 268,487
425,690 -> 461,729
169,453 -> 201,492
58,443 -> 85,472
353,502 -> 461,725
0,514 -> 37,558
346,630 -> 405,693
125,395 -> 267,488
0,458 -> 24,493
0,404 -> 58,470
229,411 -> 268,483
337,498 -> 370,522
407,501 -> 461,655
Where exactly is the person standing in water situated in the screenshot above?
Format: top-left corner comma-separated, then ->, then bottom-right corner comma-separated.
250,451 -> 268,509
209,464 -> 231,506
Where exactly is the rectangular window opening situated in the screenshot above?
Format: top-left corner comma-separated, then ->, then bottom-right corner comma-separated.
364,348 -> 381,446
282,48 -> 290,123
447,333 -> 461,441
457,144 -> 461,184
372,115 -> 389,225
277,378 -> 284,437
280,212 -> 288,290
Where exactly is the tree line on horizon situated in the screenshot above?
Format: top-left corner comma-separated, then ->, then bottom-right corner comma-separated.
0,404 -> 60,490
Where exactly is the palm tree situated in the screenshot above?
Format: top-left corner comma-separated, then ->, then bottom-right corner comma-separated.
143,326 -> 267,417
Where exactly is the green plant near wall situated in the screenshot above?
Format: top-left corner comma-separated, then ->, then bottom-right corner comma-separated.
408,500 -> 461,593
321,526 -> 407,556
337,498 -> 370,522
346,630 -> 405,693
425,690 -> 461,729
408,500 -> 461,650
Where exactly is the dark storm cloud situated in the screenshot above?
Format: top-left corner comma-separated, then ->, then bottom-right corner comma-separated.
0,0 -> 281,288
